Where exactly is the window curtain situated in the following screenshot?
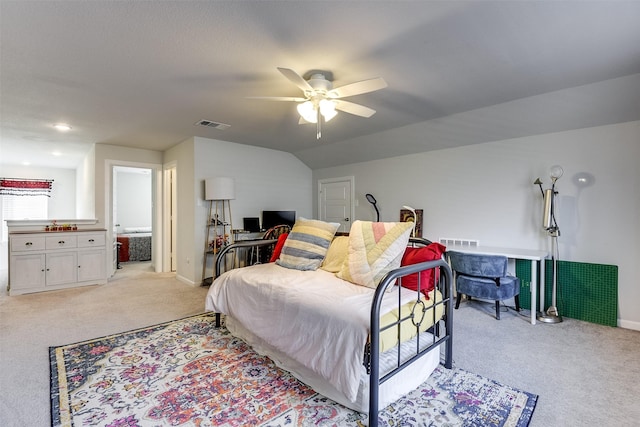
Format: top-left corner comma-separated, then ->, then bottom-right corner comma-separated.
0,178 -> 53,196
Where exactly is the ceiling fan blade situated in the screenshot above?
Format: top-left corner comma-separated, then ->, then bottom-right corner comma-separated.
277,67 -> 313,92
334,100 -> 376,118
328,77 -> 387,98
246,96 -> 306,102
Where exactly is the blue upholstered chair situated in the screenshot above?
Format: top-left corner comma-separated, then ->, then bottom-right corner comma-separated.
448,251 -> 520,320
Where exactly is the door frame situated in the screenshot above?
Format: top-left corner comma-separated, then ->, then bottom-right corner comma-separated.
163,161 -> 177,272
105,159 -> 163,276
317,176 -> 355,232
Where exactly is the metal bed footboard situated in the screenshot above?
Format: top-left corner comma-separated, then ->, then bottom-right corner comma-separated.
368,255 -> 453,426
210,236 -> 453,426
213,239 -> 277,327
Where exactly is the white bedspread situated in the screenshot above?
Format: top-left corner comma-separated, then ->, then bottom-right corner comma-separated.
204,262 -> 422,403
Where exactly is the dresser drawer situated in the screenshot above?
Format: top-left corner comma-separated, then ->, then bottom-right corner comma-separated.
46,235 -> 77,250
78,233 -> 106,248
10,236 -> 46,252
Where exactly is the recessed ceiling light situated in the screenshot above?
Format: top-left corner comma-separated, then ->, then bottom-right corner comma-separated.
52,151 -> 62,156
22,161 -> 31,166
53,123 -> 72,131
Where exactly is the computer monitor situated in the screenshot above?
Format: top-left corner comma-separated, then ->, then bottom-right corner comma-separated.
261,210 -> 295,231
243,217 -> 261,233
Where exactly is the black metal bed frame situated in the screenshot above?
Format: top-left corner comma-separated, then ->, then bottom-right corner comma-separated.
211,237 -> 453,426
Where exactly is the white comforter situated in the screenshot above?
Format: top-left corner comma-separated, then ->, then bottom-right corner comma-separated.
204,262 -> 421,403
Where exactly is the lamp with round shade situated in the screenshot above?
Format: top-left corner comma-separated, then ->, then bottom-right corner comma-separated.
202,177 -> 235,285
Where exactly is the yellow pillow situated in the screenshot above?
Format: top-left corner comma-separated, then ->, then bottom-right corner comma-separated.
320,236 -> 349,272
276,217 -> 339,271
337,220 -> 413,289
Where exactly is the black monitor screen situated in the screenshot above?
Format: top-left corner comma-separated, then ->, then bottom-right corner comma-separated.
262,210 -> 296,230
243,217 -> 261,233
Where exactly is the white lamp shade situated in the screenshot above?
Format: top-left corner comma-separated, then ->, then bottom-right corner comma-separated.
297,101 -> 317,123
205,177 -> 235,200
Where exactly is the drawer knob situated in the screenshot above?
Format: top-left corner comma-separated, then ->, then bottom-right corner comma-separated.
88,239 -> 95,243
58,240 -> 65,244
25,242 -> 33,246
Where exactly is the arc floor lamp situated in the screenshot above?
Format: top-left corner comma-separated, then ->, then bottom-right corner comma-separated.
534,165 -> 563,324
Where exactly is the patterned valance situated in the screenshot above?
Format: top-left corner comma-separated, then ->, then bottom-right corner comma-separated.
0,178 -> 53,196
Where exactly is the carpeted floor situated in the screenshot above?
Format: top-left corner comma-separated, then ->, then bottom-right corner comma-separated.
50,312 -> 537,427
2,262 -> 640,426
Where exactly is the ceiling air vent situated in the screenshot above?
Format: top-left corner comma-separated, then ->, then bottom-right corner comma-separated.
195,119 -> 230,130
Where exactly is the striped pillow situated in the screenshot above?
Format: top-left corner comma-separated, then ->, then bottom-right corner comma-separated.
337,220 -> 413,289
276,218 -> 340,271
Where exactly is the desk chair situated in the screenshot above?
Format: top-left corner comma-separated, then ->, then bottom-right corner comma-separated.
448,251 -> 520,320
258,224 -> 291,263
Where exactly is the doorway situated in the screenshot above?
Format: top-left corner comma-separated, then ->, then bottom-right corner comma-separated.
163,164 -> 177,272
107,160 -> 162,277
113,166 -> 153,270
318,176 -> 354,233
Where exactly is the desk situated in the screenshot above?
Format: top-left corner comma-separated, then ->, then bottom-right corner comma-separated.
445,244 -> 548,325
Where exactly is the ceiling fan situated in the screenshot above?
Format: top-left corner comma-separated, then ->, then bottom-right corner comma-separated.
248,67 -> 387,139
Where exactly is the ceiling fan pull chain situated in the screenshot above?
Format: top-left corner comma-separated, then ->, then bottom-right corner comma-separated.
316,108 -> 322,139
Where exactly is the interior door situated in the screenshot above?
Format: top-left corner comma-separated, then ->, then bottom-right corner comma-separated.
111,167 -> 118,275
170,167 -> 177,271
318,177 -> 354,233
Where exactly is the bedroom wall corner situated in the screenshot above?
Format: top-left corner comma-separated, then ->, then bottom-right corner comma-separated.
76,145 -> 95,219
192,136 -> 313,286
164,138 -> 197,285
311,120 -> 640,329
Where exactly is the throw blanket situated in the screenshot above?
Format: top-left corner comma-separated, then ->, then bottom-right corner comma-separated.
205,263 -> 422,403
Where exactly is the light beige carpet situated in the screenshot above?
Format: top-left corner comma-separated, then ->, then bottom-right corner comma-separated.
1,262 -> 640,427
0,262 -> 209,427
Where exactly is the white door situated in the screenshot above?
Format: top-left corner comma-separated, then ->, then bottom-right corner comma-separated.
318,177 -> 354,233
163,165 -> 177,272
112,168 -> 118,275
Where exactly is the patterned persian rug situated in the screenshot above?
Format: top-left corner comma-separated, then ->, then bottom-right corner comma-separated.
50,313 -> 537,426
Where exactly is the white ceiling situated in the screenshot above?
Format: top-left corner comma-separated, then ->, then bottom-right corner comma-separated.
1,1 -> 639,170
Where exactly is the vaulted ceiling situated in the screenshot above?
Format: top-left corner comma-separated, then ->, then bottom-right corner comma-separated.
1,1 -> 639,170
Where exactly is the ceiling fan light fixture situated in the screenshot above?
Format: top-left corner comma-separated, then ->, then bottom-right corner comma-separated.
297,101 -> 317,123
319,99 -> 337,122
252,67 -> 386,139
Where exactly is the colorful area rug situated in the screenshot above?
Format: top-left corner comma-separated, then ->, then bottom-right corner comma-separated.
50,313 -> 537,426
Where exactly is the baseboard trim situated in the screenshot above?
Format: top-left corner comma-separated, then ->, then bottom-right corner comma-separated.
618,319 -> 640,331
176,274 -> 197,287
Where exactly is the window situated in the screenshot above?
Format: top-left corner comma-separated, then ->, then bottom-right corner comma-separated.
1,195 -> 48,242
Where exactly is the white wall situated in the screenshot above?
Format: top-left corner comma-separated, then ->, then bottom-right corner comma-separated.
173,136 -> 312,286
115,170 -> 152,232
164,138 -> 196,285
76,145 -> 95,218
313,121 -> 640,329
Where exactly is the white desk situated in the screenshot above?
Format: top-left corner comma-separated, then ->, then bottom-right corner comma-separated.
445,244 -> 548,325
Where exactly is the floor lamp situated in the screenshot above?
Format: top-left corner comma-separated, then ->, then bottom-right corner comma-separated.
203,177 -> 235,284
534,165 -> 563,324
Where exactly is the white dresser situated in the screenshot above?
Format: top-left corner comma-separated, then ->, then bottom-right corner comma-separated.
8,230 -> 108,296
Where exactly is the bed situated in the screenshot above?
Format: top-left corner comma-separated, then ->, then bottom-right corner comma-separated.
205,220 -> 453,426
117,227 -> 152,262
